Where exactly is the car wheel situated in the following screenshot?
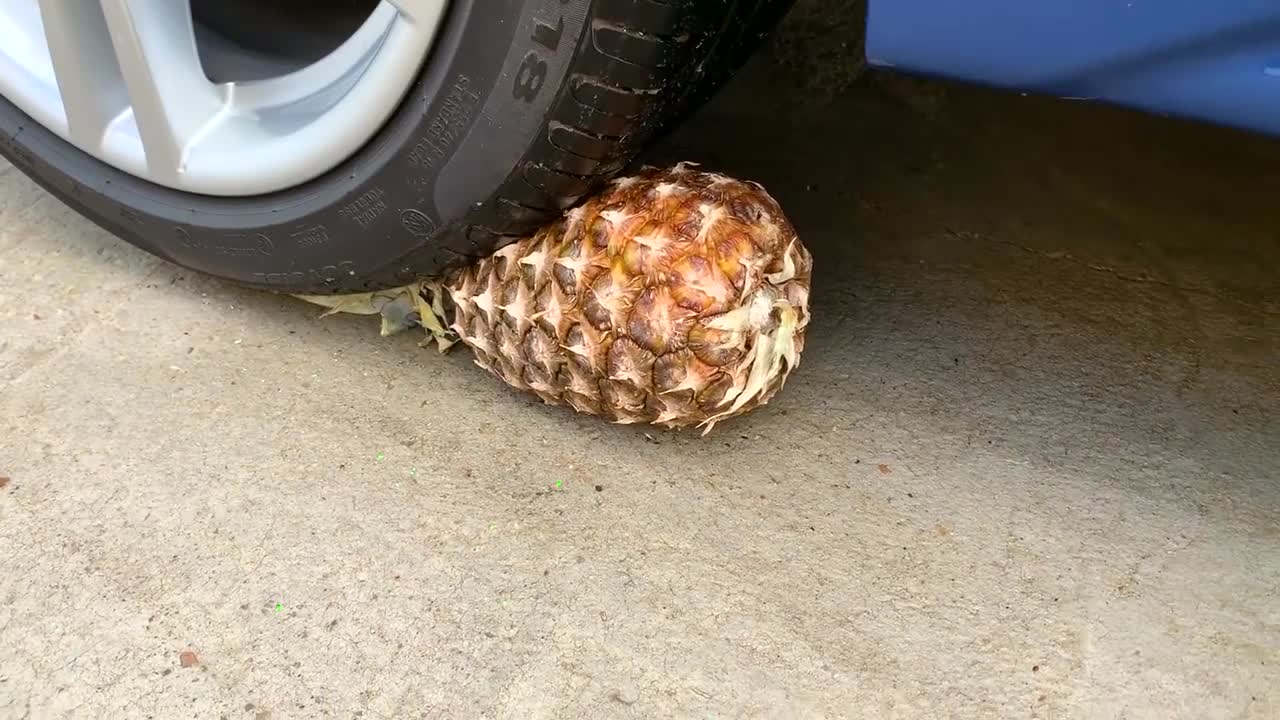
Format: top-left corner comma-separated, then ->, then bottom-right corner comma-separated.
0,0 -> 793,294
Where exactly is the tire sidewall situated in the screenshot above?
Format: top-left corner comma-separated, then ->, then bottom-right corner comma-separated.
0,0 -> 591,291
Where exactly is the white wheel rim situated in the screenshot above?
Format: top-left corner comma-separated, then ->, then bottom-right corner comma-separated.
0,0 -> 447,196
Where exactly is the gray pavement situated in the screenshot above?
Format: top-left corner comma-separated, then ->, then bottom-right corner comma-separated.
2,13 -> 1278,719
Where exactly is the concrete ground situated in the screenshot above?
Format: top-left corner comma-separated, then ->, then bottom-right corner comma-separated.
2,11 -> 1278,720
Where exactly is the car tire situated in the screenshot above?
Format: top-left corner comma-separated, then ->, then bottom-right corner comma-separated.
0,0 -> 793,294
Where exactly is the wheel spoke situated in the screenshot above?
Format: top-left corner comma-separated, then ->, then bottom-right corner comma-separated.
97,0 -> 224,181
383,0 -> 447,27
233,2 -> 400,113
36,0 -> 129,152
4,0 -> 443,195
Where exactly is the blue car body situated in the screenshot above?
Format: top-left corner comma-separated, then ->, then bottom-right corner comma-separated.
864,0 -> 1280,136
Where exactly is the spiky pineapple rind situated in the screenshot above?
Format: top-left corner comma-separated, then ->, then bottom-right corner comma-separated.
444,163 -> 812,433
297,163 -> 813,435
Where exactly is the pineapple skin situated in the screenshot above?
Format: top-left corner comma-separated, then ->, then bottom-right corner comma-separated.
443,163 -> 812,431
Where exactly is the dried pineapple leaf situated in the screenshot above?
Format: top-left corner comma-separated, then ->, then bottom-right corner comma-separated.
700,290 -> 802,435
294,291 -> 387,317
375,292 -> 421,337
765,239 -> 799,284
294,282 -> 453,342
415,281 -> 457,352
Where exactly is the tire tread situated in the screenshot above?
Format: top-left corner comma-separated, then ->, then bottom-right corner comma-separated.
446,0 -> 793,279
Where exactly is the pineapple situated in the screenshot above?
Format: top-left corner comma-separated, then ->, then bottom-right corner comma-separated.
300,163 -> 812,433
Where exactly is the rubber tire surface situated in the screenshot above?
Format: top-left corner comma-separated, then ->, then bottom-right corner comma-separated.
0,0 -> 793,294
